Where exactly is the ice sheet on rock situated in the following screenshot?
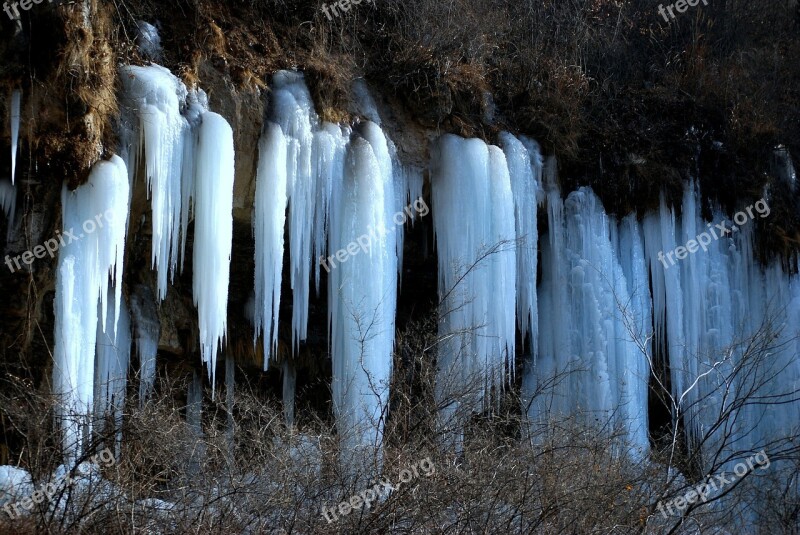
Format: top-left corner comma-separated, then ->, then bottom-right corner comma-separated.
282,360 -> 297,426
187,370 -> 205,473
0,179 -> 15,221
0,466 -> 33,505
136,21 -> 162,60
352,78 -> 382,125
192,111 -> 234,389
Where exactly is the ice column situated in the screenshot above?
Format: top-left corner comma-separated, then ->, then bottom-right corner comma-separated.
328,123 -> 397,471
526,180 -> 651,453
53,156 -> 129,460
431,134 -> 516,444
192,112 -> 235,388
500,132 -> 541,351
131,284 -> 160,404
119,65 -> 199,300
10,90 -> 20,185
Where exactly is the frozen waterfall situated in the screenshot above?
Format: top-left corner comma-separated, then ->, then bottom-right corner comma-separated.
53,156 -> 129,461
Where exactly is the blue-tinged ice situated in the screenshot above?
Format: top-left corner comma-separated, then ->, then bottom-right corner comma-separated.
431,134 -> 516,446
53,156 -> 129,461
328,122 -> 397,474
94,295 -> 130,458
10,90 -> 20,185
192,111 -> 235,389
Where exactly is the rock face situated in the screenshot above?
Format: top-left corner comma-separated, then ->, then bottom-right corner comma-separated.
0,0 -> 795,459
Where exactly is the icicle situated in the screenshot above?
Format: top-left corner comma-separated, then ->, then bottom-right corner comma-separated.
329,124 -> 397,474
405,165 -> 424,212
119,64 -> 199,300
253,123 -> 288,364
270,71 -> 317,354
500,132 -> 540,351
431,134 -> 516,444
10,90 -> 20,185
53,156 -> 129,461
131,285 -> 160,404
192,111 -> 234,389
94,295 -> 131,458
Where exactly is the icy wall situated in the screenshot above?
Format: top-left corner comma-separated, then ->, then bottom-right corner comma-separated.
41,59 -> 799,491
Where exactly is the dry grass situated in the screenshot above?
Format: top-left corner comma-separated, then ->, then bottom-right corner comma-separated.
0,368 -> 796,534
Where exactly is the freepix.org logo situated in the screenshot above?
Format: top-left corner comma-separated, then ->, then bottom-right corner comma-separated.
319,196 -> 429,273
4,209 -> 117,273
656,450 -> 771,518
2,447 -> 116,519
4,0 -> 65,21
320,457 -> 435,523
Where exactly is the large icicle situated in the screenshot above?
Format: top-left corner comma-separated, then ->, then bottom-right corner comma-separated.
270,71 -> 318,353
312,123 -> 349,296
10,90 -> 20,185
431,134 -> 516,445
253,123 -> 289,363
328,122 -> 397,474
525,179 -> 651,453
500,132 -> 541,350
192,111 -> 235,388
119,65 -> 198,300
53,156 -> 129,461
